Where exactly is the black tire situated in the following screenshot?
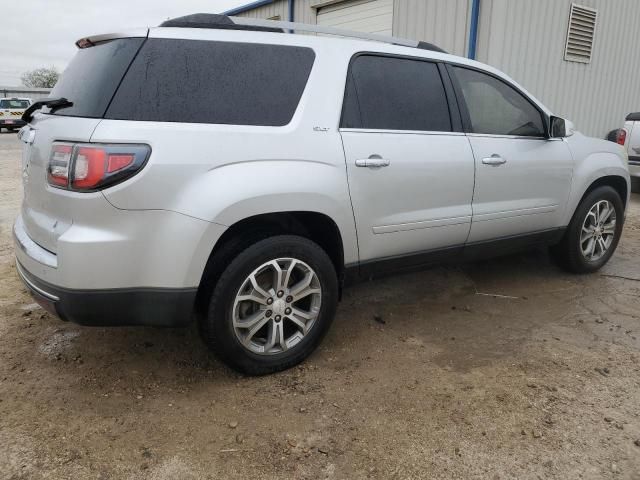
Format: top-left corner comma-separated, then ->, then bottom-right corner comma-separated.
200,235 -> 338,375
551,186 -> 624,273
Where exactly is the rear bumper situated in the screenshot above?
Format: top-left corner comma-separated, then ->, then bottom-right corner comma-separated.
16,260 -> 197,327
0,118 -> 26,128
628,157 -> 640,177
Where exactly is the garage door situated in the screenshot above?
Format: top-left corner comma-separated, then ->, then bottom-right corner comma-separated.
317,0 -> 394,36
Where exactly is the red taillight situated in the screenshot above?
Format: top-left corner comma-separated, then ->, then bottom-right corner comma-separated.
107,154 -> 134,173
47,144 -> 73,187
617,129 -> 627,146
47,143 -> 150,191
73,147 -> 106,189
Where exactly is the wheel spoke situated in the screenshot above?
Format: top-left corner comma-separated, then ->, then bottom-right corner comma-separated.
581,226 -> 595,243
596,202 -> 604,224
264,320 -> 286,352
268,260 -> 285,291
600,205 -> 613,224
244,315 -> 271,346
288,307 -> 315,334
290,272 -> 321,302
283,259 -> 298,290
234,309 -> 265,329
248,273 -> 271,300
236,292 -> 268,306
585,237 -> 596,260
287,314 -> 307,332
597,237 -> 607,255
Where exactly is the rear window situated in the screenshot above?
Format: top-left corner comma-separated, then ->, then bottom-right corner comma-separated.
1,99 -> 30,109
49,38 -> 145,118
106,39 -> 316,126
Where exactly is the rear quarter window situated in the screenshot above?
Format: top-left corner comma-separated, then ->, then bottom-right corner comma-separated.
106,39 -> 316,126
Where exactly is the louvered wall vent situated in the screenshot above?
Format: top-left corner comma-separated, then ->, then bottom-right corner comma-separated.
564,4 -> 598,63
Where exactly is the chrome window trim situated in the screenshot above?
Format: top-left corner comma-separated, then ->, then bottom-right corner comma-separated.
465,133 -> 549,141
339,128 -> 465,136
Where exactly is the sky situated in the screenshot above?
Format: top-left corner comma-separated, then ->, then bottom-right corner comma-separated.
0,0 -> 248,86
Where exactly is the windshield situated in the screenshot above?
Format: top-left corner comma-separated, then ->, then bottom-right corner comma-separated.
49,37 -> 145,118
0,99 -> 30,109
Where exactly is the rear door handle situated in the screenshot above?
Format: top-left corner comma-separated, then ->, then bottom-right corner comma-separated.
355,155 -> 390,168
482,154 -> 507,166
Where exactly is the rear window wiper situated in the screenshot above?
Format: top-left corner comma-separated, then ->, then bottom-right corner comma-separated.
22,97 -> 73,122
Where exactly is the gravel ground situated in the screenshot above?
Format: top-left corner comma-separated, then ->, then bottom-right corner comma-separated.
1,132 -> 640,480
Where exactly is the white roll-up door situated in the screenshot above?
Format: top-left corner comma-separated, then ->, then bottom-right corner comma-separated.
316,0 -> 394,36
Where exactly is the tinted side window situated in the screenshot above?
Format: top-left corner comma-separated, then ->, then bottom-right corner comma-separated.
341,55 -> 452,132
453,67 -> 545,137
50,38 -> 145,118
106,39 -> 315,126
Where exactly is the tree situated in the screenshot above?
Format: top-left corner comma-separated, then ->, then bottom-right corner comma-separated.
21,67 -> 60,89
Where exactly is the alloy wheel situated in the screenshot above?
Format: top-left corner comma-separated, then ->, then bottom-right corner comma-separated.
232,258 -> 322,355
580,200 -> 616,262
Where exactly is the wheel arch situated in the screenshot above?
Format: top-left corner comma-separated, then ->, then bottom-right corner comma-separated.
578,175 -> 629,209
194,211 -> 346,318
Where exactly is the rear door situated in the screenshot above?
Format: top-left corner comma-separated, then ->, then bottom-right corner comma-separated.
449,65 -> 574,244
340,54 -> 475,269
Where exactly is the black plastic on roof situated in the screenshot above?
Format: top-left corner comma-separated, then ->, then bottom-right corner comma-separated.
160,13 -> 284,33
626,112 -> 640,122
417,41 -> 447,54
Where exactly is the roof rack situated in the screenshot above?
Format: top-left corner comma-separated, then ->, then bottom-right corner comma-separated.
159,14 -> 447,54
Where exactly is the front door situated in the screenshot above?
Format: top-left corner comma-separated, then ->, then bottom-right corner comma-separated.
449,65 -> 574,243
340,54 -> 475,267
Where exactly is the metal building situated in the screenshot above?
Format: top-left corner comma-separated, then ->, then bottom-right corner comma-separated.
0,86 -> 51,101
225,0 -> 640,138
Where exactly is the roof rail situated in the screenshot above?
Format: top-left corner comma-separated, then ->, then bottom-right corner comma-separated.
158,14 -> 447,54
160,13 -> 284,33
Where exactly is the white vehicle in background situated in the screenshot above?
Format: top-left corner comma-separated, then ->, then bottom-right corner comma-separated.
0,97 -> 31,132
621,113 -> 640,183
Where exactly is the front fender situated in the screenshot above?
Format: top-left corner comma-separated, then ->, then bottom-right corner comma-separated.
563,135 -> 630,225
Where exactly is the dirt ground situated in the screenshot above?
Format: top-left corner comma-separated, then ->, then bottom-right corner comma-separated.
1,132 -> 640,480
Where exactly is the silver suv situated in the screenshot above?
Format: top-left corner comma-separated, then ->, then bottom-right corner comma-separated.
14,14 -> 630,375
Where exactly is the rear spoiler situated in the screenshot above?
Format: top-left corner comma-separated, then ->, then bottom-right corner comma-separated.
626,112 -> 640,122
75,28 -> 149,49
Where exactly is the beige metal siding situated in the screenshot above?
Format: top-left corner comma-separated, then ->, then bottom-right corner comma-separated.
393,0 -> 472,57
317,0 -> 393,35
235,0 -> 316,23
235,1 -> 288,20
295,0 -> 318,24
476,0 -> 640,137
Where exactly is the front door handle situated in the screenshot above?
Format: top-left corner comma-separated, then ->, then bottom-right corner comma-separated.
482,154 -> 507,166
355,155 -> 390,168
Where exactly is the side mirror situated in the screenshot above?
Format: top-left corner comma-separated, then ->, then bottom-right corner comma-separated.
549,116 -> 575,138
